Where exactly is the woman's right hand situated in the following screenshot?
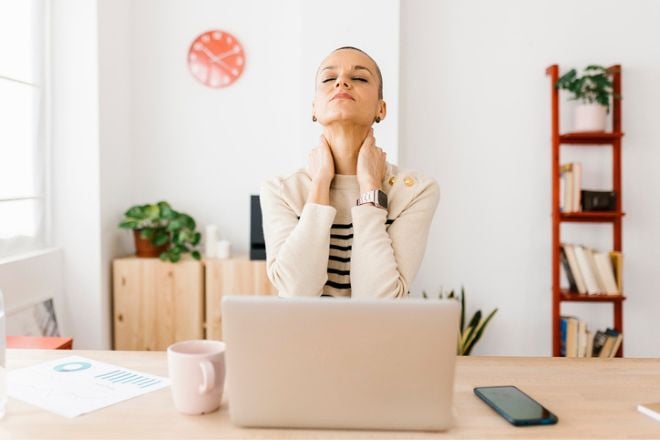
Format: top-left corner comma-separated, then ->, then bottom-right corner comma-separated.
307,135 -> 335,186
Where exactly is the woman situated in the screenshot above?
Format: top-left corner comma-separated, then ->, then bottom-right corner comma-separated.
260,46 -> 439,298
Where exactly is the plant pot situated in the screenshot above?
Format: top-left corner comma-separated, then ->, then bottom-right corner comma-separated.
574,103 -> 607,132
133,229 -> 168,258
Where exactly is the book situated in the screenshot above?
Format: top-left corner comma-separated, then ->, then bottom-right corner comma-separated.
560,164 -> 574,213
609,251 -> 624,292
592,330 -> 608,357
594,252 -> 619,295
572,162 -> 582,212
574,245 -> 600,295
560,317 -> 567,357
585,330 -> 594,358
610,333 -> 623,357
564,244 -> 587,294
598,328 -> 621,358
564,316 -> 579,357
638,402 -> 660,422
577,320 -> 588,357
584,247 -> 607,293
559,245 -> 578,292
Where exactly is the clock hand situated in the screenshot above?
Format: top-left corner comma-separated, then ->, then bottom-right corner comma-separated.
198,44 -> 235,73
215,47 -> 241,61
198,44 -> 220,62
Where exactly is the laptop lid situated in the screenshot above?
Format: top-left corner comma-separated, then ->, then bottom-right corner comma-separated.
222,296 -> 459,431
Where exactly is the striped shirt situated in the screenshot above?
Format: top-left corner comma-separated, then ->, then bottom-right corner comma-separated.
260,163 -> 439,298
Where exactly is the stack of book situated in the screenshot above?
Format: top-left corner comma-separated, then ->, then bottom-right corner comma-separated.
560,316 -> 623,358
560,162 -> 582,212
560,243 -> 623,295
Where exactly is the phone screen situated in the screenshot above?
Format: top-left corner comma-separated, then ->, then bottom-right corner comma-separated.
474,386 -> 558,425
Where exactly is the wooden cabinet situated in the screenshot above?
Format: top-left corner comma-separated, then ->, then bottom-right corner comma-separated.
112,257 -> 204,350
112,256 -> 276,349
205,257 -> 277,340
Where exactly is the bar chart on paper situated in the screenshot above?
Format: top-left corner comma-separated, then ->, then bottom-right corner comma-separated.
8,356 -> 170,417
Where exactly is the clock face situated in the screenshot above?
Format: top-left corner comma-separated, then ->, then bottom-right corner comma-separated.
187,30 -> 245,88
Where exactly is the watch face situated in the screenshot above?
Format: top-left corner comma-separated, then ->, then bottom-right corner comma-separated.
187,30 -> 245,88
377,190 -> 388,209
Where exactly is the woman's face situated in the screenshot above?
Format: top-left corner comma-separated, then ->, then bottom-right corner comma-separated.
313,49 -> 386,127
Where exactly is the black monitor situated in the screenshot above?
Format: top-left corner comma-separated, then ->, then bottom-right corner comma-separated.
250,195 -> 266,260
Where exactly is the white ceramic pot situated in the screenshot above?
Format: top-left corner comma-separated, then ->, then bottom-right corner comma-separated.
574,103 -> 607,132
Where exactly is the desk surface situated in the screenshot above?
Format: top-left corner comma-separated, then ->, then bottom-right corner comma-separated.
2,349 -> 659,439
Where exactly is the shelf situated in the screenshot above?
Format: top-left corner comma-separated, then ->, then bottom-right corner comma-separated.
559,211 -> 625,223
560,291 -> 626,303
548,64 -> 624,358
559,132 -> 623,145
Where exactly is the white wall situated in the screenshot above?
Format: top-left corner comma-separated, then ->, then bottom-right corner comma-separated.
98,0 -> 133,347
50,0 -> 106,349
401,0 -> 660,356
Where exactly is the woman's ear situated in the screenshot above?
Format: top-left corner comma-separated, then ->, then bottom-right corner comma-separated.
375,100 -> 387,123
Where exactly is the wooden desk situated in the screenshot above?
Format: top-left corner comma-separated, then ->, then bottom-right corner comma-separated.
2,350 -> 659,439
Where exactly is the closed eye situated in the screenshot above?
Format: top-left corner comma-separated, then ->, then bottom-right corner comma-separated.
353,77 -> 367,82
322,78 -> 336,83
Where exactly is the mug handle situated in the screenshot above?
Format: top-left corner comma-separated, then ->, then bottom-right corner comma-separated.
198,360 -> 215,394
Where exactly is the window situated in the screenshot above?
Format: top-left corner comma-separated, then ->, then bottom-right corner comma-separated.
0,0 -> 47,258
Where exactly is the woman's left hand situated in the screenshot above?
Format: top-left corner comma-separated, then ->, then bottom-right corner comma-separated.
357,128 -> 386,193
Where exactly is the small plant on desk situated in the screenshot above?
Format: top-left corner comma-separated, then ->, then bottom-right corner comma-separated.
422,286 -> 498,356
119,201 -> 202,263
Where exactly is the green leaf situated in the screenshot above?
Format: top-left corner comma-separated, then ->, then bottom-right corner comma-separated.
118,220 -> 138,229
159,251 -> 169,261
170,253 -> 181,263
191,250 -> 201,260
464,308 -> 498,356
460,286 -> 466,333
183,215 -> 195,230
153,230 -> 169,246
125,206 -> 145,219
140,228 -> 154,239
192,232 -> 201,245
145,204 -> 159,220
160,206 -> 176,220
459,325 -> 476,355
466,310 -> 482,331
167,220 -> 183,232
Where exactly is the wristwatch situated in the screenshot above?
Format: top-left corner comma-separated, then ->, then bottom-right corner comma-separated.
356,189 -> 388,209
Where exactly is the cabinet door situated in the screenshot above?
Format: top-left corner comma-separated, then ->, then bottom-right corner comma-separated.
113,258 -> 204,350
205,258 -> 276,340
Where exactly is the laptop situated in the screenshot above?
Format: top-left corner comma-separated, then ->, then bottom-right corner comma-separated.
221,296 -> 460,431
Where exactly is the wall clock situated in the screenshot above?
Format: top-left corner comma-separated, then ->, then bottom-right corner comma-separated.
187,30 -> 245,88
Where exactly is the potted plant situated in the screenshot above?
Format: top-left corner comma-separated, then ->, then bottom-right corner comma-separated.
119,201 -> 202,263
555,65 -> 619,132
422,286 -> 498,355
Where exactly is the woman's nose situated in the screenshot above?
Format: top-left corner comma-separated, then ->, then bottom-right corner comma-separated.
335,78 -> 350,89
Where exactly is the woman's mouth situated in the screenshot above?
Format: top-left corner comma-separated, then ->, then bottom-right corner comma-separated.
332,92 -> 355,101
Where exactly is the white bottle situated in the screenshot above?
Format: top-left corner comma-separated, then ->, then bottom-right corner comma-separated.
0,289 -> 6,419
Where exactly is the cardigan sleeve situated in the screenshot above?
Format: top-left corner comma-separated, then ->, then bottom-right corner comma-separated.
260,179 -> 336,297
349,179 -> 439,298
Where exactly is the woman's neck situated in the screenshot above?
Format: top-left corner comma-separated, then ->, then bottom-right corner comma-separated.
323,123 -> 371,175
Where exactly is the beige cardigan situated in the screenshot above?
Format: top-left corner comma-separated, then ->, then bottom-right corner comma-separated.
260,163 -> 439,298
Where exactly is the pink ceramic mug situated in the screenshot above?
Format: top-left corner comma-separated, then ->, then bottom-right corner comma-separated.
167,340 -> 226,415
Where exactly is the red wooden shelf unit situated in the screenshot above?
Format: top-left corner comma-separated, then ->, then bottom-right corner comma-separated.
546,64 -> 625,357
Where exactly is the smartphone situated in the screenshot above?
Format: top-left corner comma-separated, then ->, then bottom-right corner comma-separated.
474,386 -> 558,426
